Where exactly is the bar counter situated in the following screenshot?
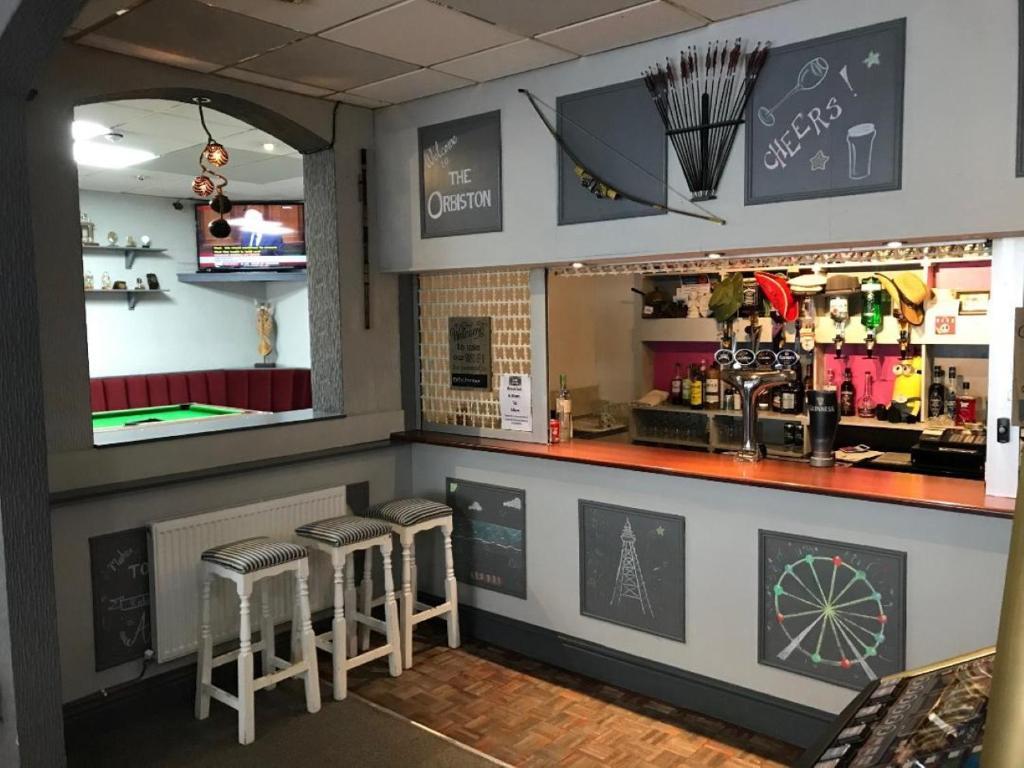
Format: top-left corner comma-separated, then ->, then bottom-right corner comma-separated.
392,430 -> 1013,519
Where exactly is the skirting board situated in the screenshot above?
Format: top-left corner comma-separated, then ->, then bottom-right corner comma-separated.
456,603 -> 832,749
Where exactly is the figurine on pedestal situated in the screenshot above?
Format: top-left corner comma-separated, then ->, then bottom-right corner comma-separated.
255,301 -> 275,368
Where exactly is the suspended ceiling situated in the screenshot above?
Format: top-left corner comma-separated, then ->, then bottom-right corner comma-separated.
67,0 -> 797,107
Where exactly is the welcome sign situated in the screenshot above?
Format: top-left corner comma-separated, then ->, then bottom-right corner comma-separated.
419,110 -> 503,238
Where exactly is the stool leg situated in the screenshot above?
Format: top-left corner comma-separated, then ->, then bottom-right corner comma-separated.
359,547 -> 374,651
442,520 -> 461,649
410,537 -> 419,610
381,540 -> 402,677
290,585 -> 301,662
331,557 -> 347,701
260,583 -> 276,690
344,554 -> 358,657
400,534 -> 414,670
296,562 -> 322,714
194,572 -> 213,721
237,583 -> 256,745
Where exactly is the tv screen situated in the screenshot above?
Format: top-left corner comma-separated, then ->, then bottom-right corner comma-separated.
196,201 -> 306,271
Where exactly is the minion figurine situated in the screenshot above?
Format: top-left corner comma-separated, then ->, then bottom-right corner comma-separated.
890,355 -> 923,421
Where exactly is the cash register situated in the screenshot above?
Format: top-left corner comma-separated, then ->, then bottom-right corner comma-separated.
911,427 -> 986,480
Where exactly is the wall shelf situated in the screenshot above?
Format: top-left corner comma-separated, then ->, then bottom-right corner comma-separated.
83,244 -> 167,269
177,271 -> 308,284
85,288 -> 169,310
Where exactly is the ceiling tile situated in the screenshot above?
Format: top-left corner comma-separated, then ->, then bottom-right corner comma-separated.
320,0 -> 519,67
81,0 -> 302,67
537,1 -> 705,56
347,68 -> 472,103
327,92 -> 392,109
433,38 -> 576,82
225,155 -> 305,184
667,0 -> 792,21
72,0 -> 146,31
217,67 -> 335,98
428,0 -> 649,37
74,101 -> 154,129
202,0 -> 403,34
221,128 -> 300,157
237,36 -> 415,92
77,33 -> 221,72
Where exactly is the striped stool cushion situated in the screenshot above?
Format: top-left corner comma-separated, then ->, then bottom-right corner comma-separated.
295,516 -> 392,547
201,537 -> 306,574
363,498 -> 452,526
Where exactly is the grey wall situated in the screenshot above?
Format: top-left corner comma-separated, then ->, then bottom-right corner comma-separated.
409,443 -> 1010,715
53,445 -> 407,702
375,0 -> 1024,272
81,190 -> 304,376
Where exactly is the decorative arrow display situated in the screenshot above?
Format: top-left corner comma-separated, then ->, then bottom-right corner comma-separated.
518,88 -> 725,225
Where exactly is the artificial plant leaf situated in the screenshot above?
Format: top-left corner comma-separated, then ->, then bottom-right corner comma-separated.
709,272 -> 744,322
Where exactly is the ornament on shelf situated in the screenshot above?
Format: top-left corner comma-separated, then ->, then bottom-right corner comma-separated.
101,272 -> 112,290
135,277 -> 146,290
255,301 -> 276,368
125,235 -> 137,248
84,271 -> 94,290
106,230 -> 118,246
146,273 -> 160,290
140,235 -> 151,248
81,213 -> 97,245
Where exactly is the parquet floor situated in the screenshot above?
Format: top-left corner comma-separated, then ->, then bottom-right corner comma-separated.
346,635 -> 801,768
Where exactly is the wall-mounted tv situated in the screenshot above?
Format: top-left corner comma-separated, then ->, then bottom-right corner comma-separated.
196,201 -> 306,271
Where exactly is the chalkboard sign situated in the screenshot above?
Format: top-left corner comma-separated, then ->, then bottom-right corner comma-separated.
557,79 -> 667,225
759,530 -> 906,689
449,316 -> 491,389
745,19 -> 905,205
447,478 -> 526,598
419,110 -> 502,238
90,528 -> 151,671
1017,1 -> 1024,176
579,501 -> 685,642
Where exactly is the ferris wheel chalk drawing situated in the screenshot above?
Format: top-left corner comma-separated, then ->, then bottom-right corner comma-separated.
759,530 -> 906,689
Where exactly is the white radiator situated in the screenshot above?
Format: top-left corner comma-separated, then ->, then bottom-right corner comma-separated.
149,486 -> 348,662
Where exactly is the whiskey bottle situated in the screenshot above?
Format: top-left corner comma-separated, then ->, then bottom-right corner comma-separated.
839,368 -> 856,417
556,374 -> 573,440
927,365 -> 945,419
945,366 -> 958,420
705,358 -> 721,410
690,362 -> 705,409
670,363 -> 683,405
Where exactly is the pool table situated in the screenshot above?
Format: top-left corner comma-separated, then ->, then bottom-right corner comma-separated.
92,403 -> 255,430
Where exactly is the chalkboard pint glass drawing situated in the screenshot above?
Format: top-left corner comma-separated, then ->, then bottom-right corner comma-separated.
847,122 -> 877,179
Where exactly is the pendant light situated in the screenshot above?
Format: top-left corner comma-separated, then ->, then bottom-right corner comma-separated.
191,97 -> 233,238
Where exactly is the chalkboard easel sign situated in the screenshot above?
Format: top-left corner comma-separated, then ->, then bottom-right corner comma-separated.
419,110 -> 502,238
90,527 -> 151,671
745,19 -> 905,205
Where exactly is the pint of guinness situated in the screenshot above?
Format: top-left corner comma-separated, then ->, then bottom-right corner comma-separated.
808,390 -> 840,468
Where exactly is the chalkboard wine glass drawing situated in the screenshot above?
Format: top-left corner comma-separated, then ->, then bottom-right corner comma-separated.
757,57 -> 829,127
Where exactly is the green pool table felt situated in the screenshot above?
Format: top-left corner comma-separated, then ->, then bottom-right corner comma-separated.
92,403 -> 247,429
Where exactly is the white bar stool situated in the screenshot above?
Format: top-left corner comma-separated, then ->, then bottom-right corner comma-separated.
360,498 -> 460,669
295,515 -> 402,699
194,537 -> 321,745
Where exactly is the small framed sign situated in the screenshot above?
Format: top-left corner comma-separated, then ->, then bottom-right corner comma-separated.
419,110 -> 502,238
449,316 -> 492,389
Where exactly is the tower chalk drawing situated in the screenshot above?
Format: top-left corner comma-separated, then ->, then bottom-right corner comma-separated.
610,519 -> 654,616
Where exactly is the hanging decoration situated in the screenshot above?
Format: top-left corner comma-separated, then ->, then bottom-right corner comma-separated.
643,39 -> 770,202
518,88 -> 725,225
191,98 -> 233,238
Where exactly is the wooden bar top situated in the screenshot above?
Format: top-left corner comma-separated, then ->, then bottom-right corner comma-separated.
393,430 -> 1015,520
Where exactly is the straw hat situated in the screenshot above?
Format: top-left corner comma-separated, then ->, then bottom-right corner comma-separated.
875,272 -> 931,326
788,273 -> 827,295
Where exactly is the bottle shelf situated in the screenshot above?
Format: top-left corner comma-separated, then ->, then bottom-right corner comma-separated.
84,288 -> 170,310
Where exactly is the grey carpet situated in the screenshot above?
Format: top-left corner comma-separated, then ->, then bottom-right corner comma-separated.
65,678 -> 495,768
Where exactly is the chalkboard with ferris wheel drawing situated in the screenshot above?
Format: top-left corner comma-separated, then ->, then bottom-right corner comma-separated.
759,530 -> 906,690
446,478 -> 526,598
419,110 -> 503,238
745,19 -> 905,205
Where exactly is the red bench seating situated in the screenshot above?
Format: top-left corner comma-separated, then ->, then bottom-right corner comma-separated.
90,369 -> 312,413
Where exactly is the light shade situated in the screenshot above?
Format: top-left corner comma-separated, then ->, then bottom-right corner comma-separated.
73,141 -> 157,169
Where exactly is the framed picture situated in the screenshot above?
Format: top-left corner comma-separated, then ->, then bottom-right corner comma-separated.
958,291 -> 990,316
579,500 -> 685,642
446,478 -> 526,598
759,530 -> 906,689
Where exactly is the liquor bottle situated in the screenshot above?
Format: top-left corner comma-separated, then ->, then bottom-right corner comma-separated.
803,365 -> 814,413
670,363 -> 683,405
690,361 -> 705,409
825,368 -> 837,391
780,362 -> 803,414
927,365 -> 945,419
771,385 -> 783,412
681,368 -> 692,407
956,381 -> 977,425
839,368 -> 856,416
556,374 -> 573,440
705,358 -> 721,410
857,371 -> 876,418
945,366 -> 958,420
